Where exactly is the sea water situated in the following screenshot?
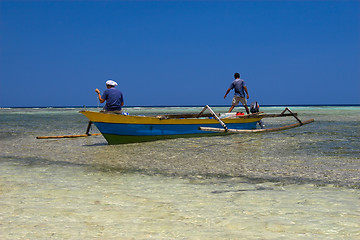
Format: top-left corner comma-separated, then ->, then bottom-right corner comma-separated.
0,106 -> 359,239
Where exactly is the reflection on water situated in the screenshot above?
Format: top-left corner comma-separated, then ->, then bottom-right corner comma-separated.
0,106 -> 359,239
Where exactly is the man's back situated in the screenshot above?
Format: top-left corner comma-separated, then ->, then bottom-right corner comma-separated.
103,88 -> 124,111
230,79 -> 246,97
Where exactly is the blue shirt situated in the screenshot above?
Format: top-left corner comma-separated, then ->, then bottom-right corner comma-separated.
229,79 -> 246,98
102,88 -> 124,111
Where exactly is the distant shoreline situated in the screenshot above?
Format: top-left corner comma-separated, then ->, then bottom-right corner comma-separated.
1,104 -> 360,109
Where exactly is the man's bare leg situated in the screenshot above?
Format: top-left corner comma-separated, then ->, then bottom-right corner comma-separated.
228,106 -> 235,113
244,105 -> 250,114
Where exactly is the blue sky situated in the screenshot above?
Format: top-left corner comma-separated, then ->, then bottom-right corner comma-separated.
1,0 -> 359,107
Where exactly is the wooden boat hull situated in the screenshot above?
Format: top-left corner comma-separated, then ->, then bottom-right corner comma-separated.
80,111 -> 262,144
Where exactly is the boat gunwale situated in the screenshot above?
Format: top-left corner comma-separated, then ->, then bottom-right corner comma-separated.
79,110 -> 263,125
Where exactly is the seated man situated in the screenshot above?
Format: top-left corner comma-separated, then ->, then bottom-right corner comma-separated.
95,80 -> 124,112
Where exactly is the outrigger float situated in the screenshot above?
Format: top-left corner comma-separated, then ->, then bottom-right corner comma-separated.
37,105 -> 314,144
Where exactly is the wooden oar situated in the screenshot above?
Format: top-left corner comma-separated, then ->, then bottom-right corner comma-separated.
199,118 -> 314,133
36,121 -> 101,139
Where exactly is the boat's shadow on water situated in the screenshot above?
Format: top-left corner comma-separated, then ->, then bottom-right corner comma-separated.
83,142 -> 108,147
211,186 -> 275,194
0,155 -> 89,168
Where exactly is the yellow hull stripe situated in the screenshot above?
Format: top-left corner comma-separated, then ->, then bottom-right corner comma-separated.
80,111 -> 262,125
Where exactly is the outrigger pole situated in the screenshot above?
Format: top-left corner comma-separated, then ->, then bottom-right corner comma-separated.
281,107 -> 303,125
199,119 -> 314,133
36,121 -> 101,139
198,107 -> 314,133
198,105 -> 228,132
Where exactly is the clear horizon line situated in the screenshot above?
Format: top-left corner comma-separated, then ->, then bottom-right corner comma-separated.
1,103 -> 360,109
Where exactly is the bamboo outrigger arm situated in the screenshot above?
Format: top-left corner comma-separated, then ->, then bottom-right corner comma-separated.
198,105 -> 228,131
36,121 -> 101,139
199,118 -> 314,133
36,133 -> 101,139
199,107 -> 314,133
281,107 -> 303,124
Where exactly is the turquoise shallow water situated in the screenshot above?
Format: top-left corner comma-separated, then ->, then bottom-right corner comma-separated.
0,106 -> 359,239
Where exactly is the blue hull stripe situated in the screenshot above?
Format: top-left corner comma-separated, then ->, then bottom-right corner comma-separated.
93,122 -> 258,136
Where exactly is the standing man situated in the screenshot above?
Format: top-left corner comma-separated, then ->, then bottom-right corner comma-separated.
95,80 -> 124,112
224,72 -> 250,114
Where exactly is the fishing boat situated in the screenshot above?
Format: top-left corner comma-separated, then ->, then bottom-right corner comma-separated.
78,105 -> 314,145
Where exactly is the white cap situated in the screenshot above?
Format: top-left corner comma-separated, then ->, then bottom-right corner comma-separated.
106,80 -> 118,86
